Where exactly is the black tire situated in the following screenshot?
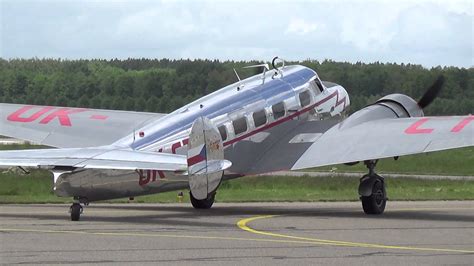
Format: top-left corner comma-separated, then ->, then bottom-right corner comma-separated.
361,179 -> 386,215
190,192 -> 215,209
70,204 -> 82,221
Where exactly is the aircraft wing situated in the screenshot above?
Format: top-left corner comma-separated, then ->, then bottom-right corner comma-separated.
292,115 -> 474,170
0,147 -> 187,171
0,103 -> 166,148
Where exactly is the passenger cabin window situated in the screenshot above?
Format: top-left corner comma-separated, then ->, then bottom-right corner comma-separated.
272,102 -> 286,119
232,117 -> 248,135
299,90 -> 311,107
253,109 -> 267,127
218,125 -> 227,141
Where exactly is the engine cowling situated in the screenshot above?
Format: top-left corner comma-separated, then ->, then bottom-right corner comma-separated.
376,93 -> 424,118
339,94 -> 423,130
338,76 -> 444,166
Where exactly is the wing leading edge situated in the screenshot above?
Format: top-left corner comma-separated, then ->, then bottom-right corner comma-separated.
0,147 -> 187,172
292,115 -> 474,170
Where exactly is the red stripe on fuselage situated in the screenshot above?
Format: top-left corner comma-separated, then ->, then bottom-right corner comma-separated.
224,90 -> 344,146
187,155 -> 206,166
156,89 -> 344,151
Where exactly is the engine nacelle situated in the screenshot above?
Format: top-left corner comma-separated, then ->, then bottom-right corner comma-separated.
339,93 -> 423,130
376,94 -> 424,118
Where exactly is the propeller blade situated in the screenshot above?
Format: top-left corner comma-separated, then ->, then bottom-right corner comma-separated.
417,75 -> 445,109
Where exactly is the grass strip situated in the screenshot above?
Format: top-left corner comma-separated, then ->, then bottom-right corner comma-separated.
1,172 -> 473,203
312,147 -> 474,176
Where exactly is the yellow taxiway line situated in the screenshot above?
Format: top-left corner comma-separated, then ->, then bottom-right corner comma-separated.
0,227 -> 373,247
236,213 -> 474,254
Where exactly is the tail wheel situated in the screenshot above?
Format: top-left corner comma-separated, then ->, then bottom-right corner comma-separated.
190,192 -> 215,209
70,203 -> 83,221
361,179 -> 386,215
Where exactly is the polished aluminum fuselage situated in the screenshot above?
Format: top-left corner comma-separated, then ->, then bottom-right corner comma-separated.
54,65 -> 350,202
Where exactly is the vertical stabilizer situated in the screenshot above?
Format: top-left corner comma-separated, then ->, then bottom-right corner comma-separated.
187,117 -> 231,200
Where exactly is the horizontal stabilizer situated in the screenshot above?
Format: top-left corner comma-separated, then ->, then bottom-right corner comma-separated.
190,159 -> 232,176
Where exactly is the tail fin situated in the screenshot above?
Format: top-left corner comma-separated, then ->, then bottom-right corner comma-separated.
187,117 -> 232,200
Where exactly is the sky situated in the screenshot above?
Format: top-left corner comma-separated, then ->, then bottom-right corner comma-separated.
0,0 -> 472,68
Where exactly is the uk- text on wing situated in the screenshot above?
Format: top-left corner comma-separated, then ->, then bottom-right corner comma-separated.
0,103 -> 166,148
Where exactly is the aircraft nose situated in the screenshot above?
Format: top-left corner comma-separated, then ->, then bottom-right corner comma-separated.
339,86 -> 350,108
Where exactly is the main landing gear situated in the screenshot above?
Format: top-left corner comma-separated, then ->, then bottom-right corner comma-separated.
190,192 -> 215,209
358,160 -> 387,215
69,197 -> 87,221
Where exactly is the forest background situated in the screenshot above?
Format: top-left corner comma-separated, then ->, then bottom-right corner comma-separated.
0,58 -> 472,115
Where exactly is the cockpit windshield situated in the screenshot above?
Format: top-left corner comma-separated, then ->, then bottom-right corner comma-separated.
314,78 -> 325,92
309,78 -> 325,94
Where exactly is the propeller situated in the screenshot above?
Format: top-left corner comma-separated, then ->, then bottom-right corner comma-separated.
417,75 -> 445,109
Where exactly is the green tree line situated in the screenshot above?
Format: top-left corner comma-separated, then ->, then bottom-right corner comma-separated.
0,58 -> 472,115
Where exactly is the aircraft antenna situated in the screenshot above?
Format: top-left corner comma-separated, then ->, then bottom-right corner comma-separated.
233,68 -> 241,81
243,63 -> 270,84
271,56 -> 285,79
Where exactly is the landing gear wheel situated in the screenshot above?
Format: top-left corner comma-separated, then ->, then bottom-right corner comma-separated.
361,179 -> 386,215
190,192 -> 215,209
70,203 -> 83,221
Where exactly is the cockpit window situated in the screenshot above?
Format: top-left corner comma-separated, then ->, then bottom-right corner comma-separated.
309,80 -> 320,95
314,78 -> 324,92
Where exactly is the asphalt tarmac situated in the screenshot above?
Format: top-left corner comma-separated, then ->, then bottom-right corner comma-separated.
0,201 -> 473,265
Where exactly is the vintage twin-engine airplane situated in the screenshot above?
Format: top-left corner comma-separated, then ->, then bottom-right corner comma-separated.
0,58 -> 473,221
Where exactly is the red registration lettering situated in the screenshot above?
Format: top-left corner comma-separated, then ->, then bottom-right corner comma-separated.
39,108 -> 86,126
7,106 -> 53,122
149,170 -> 157,182
451,116 -> 474,133
138,170 -> 150,186
139,170 -> 159,186
7,106 -> 87,126
158,172 -> 165,179
405,118 -> 434,134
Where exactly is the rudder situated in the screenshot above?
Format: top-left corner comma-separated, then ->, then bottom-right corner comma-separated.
187,117 -> 232,200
